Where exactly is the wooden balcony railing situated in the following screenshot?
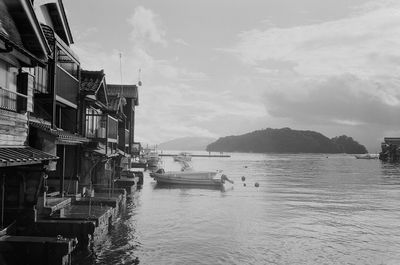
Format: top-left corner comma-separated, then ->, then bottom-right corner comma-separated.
85,114 -> 118,143
56,66 -> 79,107
0,87 -> 30,113
131,142 -> 141,156
125,129 -> 129,147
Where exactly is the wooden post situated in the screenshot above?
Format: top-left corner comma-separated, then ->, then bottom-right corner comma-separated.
1,174 -> 5,229
60,145 -> 65,198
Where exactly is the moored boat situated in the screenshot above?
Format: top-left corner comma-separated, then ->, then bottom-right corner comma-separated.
355,153 -> 379,159
146,151 -> 161,167
173,152 -> 192,162
150,169 -> 232,187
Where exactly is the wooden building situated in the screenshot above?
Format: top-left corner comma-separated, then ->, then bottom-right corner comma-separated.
0,0 -> 58,230
107,84 -> 140,159
379,138 -> 400,162
0,1 -> 76,263
29,0 -> 88,197
80,69 -> 120,192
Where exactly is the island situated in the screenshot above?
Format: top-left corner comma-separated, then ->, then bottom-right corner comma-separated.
206,128 -> 367,154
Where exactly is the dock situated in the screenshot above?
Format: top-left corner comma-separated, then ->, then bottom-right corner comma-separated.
159,154 -> 231,158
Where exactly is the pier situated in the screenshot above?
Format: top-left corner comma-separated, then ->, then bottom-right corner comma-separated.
159,154 -> 231,158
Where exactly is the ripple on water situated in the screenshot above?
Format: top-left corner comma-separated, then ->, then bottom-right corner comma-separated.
77,153 -> 400,265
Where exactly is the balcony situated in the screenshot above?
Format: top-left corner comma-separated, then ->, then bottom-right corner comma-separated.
85,114 -> 118,143
131,142 -> 141,156
56,66 -> 79,108
118,128 -> 129,151
0,87 -> 31,113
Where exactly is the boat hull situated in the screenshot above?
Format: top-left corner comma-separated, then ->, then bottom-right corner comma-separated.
150,171 -> 223,187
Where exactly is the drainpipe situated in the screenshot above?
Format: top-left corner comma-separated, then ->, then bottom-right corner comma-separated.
50,41 -> 58,129
60,145 -> 65,197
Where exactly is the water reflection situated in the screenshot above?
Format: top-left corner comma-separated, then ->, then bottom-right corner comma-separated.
152,182 -> 228,191
79,154 -> 400,265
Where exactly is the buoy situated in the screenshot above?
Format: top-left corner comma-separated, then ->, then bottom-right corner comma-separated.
243,183 -> 246,187
241,176 -> 246,182
255,182 -> 259,187
244,166 -> 248,168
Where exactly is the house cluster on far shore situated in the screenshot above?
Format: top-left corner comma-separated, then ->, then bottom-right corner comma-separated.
0,0 -> 142,264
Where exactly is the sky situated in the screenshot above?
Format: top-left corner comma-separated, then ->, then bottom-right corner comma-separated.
55,0 -> 400,151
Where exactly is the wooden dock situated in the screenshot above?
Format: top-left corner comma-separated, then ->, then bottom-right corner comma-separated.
159,154 -> 231,158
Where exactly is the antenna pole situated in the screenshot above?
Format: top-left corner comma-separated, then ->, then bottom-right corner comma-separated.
119,52 -> 123,95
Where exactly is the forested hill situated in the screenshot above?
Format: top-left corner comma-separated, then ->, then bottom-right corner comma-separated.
206,128 -> 368,154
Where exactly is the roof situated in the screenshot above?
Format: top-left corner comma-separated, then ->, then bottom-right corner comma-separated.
0,0 -> 50,64
107,84 -> 139,105
80,70 -> 105,93
30,121 -> 89,145
0,146 -> 58,167
81,69 -> 108,108
40,0 -> 73,45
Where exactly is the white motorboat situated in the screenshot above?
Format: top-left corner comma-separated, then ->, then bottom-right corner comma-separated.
173,152 -> 192,162
150,166 -> 233,187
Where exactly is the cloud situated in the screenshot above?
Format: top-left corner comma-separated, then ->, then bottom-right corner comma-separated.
229,3 -> 400,77
174,38 -> 189,46
263,74 -> 400,126
127,6 -> 167,46
219,1 -> 400,150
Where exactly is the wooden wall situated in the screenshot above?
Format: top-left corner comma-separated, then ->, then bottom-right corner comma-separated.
0,109 -> 28,146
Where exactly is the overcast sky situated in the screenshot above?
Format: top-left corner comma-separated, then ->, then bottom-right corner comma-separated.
60,0 -> 400,151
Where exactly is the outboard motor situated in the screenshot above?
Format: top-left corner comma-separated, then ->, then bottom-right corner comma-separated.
156,168 -> 165,174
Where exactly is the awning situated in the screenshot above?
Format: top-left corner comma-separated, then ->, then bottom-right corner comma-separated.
0,146 -> 58,167
30,121 -> 89,145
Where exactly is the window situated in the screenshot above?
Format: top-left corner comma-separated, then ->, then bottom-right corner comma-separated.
0,59 -> 18,111
57,47 -> 79,79
34,66 -> 48,94
86,108 -> 100,137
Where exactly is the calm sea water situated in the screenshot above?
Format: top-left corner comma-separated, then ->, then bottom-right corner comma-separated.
82,153 -> 400,265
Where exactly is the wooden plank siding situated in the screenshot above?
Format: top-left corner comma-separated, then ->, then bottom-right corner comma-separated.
0,109 -> 28,146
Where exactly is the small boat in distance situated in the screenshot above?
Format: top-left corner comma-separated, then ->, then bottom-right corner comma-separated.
146,151 -> 161,168
173,152 -> 192,162
355,153 -> 379,159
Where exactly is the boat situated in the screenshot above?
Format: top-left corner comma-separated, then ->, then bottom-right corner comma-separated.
355,153 -> 379,159
146,151 -> 161,167
173,152 -> 192,162
150,169 -> 232,187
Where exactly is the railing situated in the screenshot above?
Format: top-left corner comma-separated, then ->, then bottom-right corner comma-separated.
125,129 -> 129,146
0,87 -> 29,112
131,142 -> 141,156
118,127 -> 130,150
56,66 -> 79,107
85,114 -> 118,143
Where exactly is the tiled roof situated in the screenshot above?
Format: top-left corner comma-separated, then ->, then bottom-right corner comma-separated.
0,146 -> 58,167
0,0 -> 23,47
30,121 -> 89,145
0,0 -> 49,64
107,84 -> 138,105
41,23 -> 55,52
81,70 -> 105,93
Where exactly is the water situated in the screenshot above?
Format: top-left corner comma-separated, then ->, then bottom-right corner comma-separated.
82,153 -> 400,265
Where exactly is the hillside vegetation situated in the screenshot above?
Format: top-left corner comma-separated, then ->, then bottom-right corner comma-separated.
206,128 -> 367,154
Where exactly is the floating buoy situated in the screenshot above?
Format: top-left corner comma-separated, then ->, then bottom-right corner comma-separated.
241,176 -> 246,182
243,183 -> 246,187
244,166 -> 248,168
254,182 -> 259,187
